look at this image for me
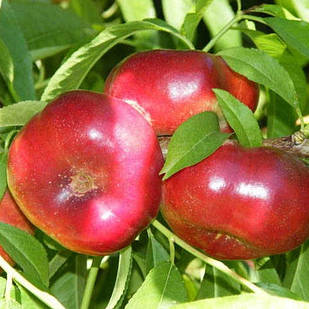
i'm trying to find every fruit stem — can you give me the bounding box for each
[152,220,267,295]
[80,256,103,309]
[0,255,65,309]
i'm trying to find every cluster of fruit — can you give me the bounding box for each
[3,50,309,263]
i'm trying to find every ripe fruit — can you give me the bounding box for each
[162,142,309,260]
[104,50,259,135]
[0,190,34,265]
[7,91,163,255]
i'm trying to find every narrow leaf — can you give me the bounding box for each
[171,294,309,309]
[117,0,156,21]
[146,233,169,273]
[218,47,298,109]
[254,258,281,285]
[49,251,72,280]
[17,284,47,309]
[197,265,240,299]
[117,0,158,48]
[0,0,35,100]
[265,17,309,59]
[255,283,301,300]
[0,38,14,85]
[283,240,309,301]
[267,91,296,138]
[41,19,193,102]
[126,262,187,309]
[0,223,49,289]
[162,0,193,30]
[181,0,213,41]
[11,0,94,61]
[106,246,132,309]
[280,0,309,22]
[214,89,262,148]
[0,101,47,128]
[161,112,230,180]
[50,254,87,309]
[240,30,286,59]
[253,4,291,18]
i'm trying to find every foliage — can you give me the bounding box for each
[0,0,309,308]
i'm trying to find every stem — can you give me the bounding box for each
[0,255,65,309]
[4,130,18,152]
[81,256,102,309]
[102,2,118,19]
[5,272,12,301]
[8,83,20,103]
[236,0,242,12]
[169,237,175,265]
[159,134,309,159]
[203,13,242,52]
[241,14,268,25]
[296,107,305,132]
[152,220,266,295]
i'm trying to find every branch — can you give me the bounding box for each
[158,131,309,160]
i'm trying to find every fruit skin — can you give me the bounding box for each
[162,142,309,260]
[104,50,259,135]
[7,90,163,256]
[0,190,34,265]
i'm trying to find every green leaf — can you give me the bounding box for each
[49,251,72,280]
[254,258,281,285]
[218,47,298,109]
[0,38,14,86]
[0,101,47,128]
[267,91,296,138]
[70,0,103,25]
[17,284,47,309]
[280,53,307,112]
[255,282,301,300]
[0,154,7,200]
[41,19,193,102]
[197,265,240,299]
[283,240,309,301]
[162,0,193,30]
[0,277,21,302]
[146,233,169,273]
[265,17,309,60]
[240,30,287,59]
[203,0,241,51]
[0,223,49,289]
[11,0,94,61]
[0,299,22,309]
[117,0,156,21]
[171,294,309,309]
[0,0,35,100]
[161,112,230,180]
[106,246,132,309]
[253,4,292,18]
[50,254,87,309]
[117,0,159,49]
[126,262,187,309]
[181,0,214,41]
[214,89,262,148]
[277,0,309,21]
